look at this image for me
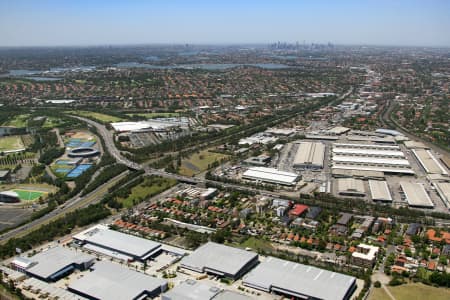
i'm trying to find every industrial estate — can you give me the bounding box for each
[0,16,450,300]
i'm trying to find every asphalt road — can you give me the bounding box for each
[0,171,128,243]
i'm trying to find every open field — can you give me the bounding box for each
[390,283,450,300]
[126,112,180,118]
[67,111,124,122]
[118,176,177,208]
[0,136,25,152]
[2,114,30,127]
[368,283,450,300]
[179,149,229,177]
[238,237,274,253]
[368,287,391,300]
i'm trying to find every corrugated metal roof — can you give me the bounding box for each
[400,182,434,208]
[69,261,166,300]
[73,224,161,259]
[369,180,392,201]
[26,247,94,279]
[180,242,258,278]
[243,256,356,300]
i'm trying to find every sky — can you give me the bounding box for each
[1,0,450,47]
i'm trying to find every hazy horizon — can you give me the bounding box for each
[1,0,450,47]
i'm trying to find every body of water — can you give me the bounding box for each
[115,62,291,70]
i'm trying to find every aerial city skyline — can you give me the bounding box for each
[1,0,450,47]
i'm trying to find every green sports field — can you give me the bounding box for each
[12,189,45,201]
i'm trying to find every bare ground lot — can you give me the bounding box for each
[0,206,33,231]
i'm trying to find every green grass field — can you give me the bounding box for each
[179,149,229,177]
[0,136,25,152]
[118,176,177,208]
[239,237,274,253]
[390,283,450,300]
[126,112,180,119]
[2,114,30,127]
[12,189,45,201]
[68,111,124,122]
[369,283,450,300]
[368,287,391,300]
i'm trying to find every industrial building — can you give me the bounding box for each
[242,256,357,300]
[336,178,366,197]
[161,279,251,300]
[331,164,414,175]
[0,190,20,203]
[433,182,450,209]
[24,247,95,282]
[368,180,392,202]
[73,224,162,261]
[293,142,325,169]
[68,261,167,300]
[327,126,351,135]
[412,149,448,175]
[242,167,299,186]
[332,168,384,180]
[331,142,414,175]
[111,118,189,133]
[161,280,221,300]
[400,182,434,208]
[179,242,258,280]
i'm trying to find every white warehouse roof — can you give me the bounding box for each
[332,155,410,166]
[332,164,415,175]
[69,261,167,300]
[73,224,161,260]
[243,167,299,186]
[332,148,405,158]
[242,256,356,300]
[333,143,400,150]
[180,242,258,279]
[433,182,450,209]
[293,142,325,168]
[400,182,434,208]
[412,149,448,175]
[26,247,94,280]
[369,180,392,202]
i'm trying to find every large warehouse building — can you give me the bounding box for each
[331,143,414,175]
[336,178,366,197]
[73,224,162,262]
[179,242,259,280]
[242,167,299,186]
[433,182,450,209]
[412,149,448,175]
[293,142,325,169]
[161,279,251,300]
[68,261,167,299]
[368,180,392,202]
[400,182,434,208]
[242,256,357,300]
[25,247,95,282]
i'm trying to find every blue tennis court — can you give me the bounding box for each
[56,159,72,165]
[55,168,72,174]
[66,164,93,178]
